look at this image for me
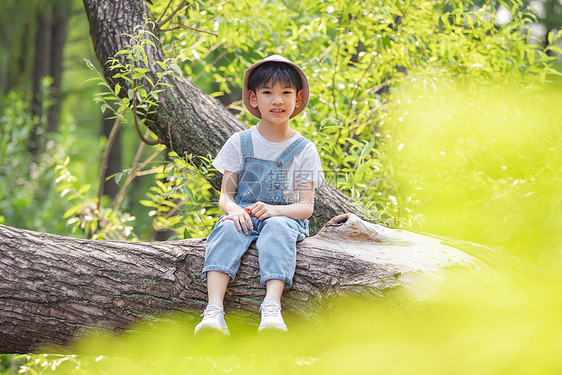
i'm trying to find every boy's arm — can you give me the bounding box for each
[219,170,254,235]
[246,182,315,221]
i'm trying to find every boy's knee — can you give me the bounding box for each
[262,216,295,231]
[214,218,253,237]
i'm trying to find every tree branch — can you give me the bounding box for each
[97,110,123,206]
[159,23,218,36]
[154,0,174,26]
[156,0,189,30]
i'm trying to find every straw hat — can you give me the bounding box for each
[242,55,310,119]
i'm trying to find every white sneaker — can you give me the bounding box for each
[194,303,230,335]
[258,299,287,332]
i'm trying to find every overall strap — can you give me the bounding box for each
[276,136,308,165]
[239,129,254,158]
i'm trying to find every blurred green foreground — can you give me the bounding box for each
[3,82,562,375]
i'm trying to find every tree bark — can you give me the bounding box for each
[81,0,363,231]
[0,214,477,353]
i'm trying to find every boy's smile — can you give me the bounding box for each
[248,82,303,127]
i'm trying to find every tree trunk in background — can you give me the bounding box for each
[12,18,33,94]
[82,0,363,232]
[28,1,70,156]
[0,214,478,353]
[0,1,34,97]
[28,9,52,156]
[46,1,70,134]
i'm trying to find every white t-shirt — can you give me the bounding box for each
[212,126,325,204]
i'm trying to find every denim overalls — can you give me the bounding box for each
[203,130,310,287]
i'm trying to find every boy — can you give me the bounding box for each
[195,55,324,334]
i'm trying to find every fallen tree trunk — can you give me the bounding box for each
[0,214,477,353]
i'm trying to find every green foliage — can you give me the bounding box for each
[64,0,561,240]
[0,88,74,234]
[151,0,559,228]
[54,156,136,240]
[64,0,561,239]
[140,152,221,239]
[58,22,182,240]
[74,21,225,240]
[384,80,562,263]
[85,22,178,129]
[0,353,80,374]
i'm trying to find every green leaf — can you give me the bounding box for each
[60,188,72,198]
[84,59,95,70]
[78,184,91,195]
[63,205,82,219]
[113,172,124,185]
[140,200,159,208]
[133,71,146,80]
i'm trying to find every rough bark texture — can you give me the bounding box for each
[81,0,363,231]
[0,214,477,353]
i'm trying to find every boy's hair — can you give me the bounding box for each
[247,62,303,92]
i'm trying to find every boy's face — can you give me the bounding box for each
[248,81,303,125]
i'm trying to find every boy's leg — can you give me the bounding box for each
[196,217,258,335]
[194,271,230,334]
[255,216,303,287]
[202,216,258,283]
[256,216,305,332]
[264,279,285,303]
[207,271,230,308]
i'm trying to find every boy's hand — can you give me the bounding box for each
[245,202,280,221]
[222,206,253,235]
